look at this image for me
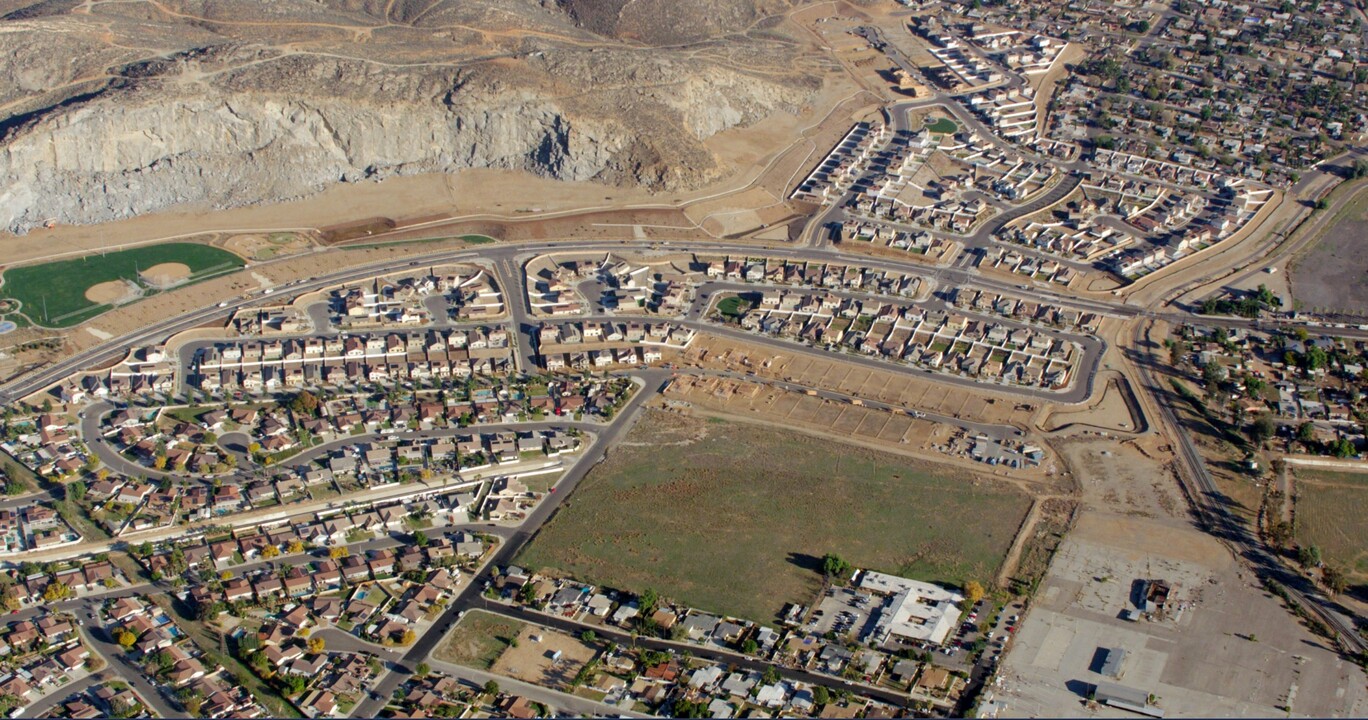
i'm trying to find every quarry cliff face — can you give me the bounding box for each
[0,0,821,234]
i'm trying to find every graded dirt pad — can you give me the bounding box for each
[490,626,597,691]
[1000,426,1368,718]
[682,334,1040,427]
[518,409,1031,624]
[140,262,192,288]
[1289,184,1368,316]
[997,507,1368,719]
[83,280,139,305]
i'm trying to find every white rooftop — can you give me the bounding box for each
[860,570,964,646]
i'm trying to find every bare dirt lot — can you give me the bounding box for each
[680,334,1044,428]
[1288,185,1368,316]
[490,625,598,691]
[995,437,1368,718]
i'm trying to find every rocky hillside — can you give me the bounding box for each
[0,0,822,234]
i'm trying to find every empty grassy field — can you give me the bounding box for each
[518,410,1031,623]
[0,242,244,327]
[434,610,527,669]
[1293,468,1368,582]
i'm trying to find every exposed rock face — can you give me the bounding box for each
[0,0,821,234]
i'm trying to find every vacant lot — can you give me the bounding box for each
[1290,185,1368,316]
[1293,467,1368,583]
[1,242,244,327]
[519,410,1031,623]
[434,611,527,669]
[491,625,597,690]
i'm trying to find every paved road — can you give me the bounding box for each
[19,673,102,718]
[350,372,665,717]
[479,602,916,709]
[1130,319,1367,656]
[424,657,653,718]
[76,601,184,718]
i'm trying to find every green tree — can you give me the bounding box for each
[821,554,852,581]
[414,531,429,547]
[1298,544,1323,568]
[416,662,431,677]
[762,666,781,686]
[289,390,321,417]
[813,685,832,706]
[1245,415,1276,447]
[483,680,500,696]
[1323,565,1350,595]
[639,587,659,613]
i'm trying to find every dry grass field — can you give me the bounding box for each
[433,611,527,670]
[1293,468,1368,585]
[518,409,1031,623]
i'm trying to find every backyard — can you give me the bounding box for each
[0,242,244,327]
[518,410,1031,623]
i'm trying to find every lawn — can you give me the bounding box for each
[1,242,244,327]
[1293,468,1368,582]
[434,610,527,669]
[926,117,958,134]
[518,410,1031,623]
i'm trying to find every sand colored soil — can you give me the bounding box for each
[84,280,139,305]
[140,262,192,288]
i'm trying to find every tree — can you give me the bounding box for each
[1202,361,1227,387]
[1323,565,1350,595]
[289,390,321,417]
[1298,544,1323,568]
[580,630,597,644]
[116,629,138,649]
[308,636,325,654]
[762,665,780,685]
[483,680,500,696]
[821,554,852,582]
[329,546,350,559]
[42,582,70,602]
[400,629,416,645]
[813,685,832,707]
[261,545,280,559]
[742,638,759,655]
[1266,520,1293,548]
[1297,421,1316,445]
[286,539,305,554]
[281,674,307,696]
[1330,438,1358,458]
[66,481,85,502]
[416,662,431,677]
[1245,415,1276,447]
[963,580,985,605]
[639,587,659,613]
[414,531,429,547]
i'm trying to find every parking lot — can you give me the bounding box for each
[811,586,878,639]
